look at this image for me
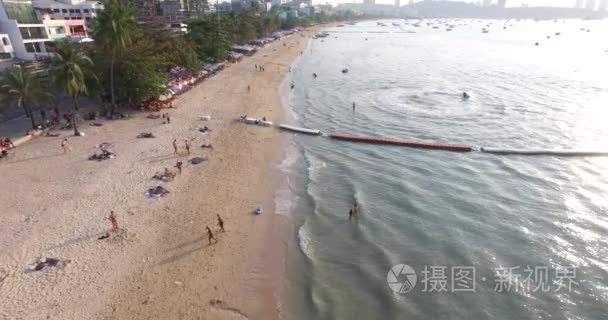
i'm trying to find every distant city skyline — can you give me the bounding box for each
[316,0,583,8]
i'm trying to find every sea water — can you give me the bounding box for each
[278,19,608,320]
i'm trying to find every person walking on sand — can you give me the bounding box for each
[109,210,119,232]
[61,138,70,153]
[184,139,191,154]
[217,214,224,232]
[206,226,217,244]
[175,160,183,174]
[172,139,178,154]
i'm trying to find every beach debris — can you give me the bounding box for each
[137,132,155,138]
[198,115,211,121]
[26,257,70,272]
[190,157,207,165]
[153,168,176,181]
[147,186,170,198]
[89,149,116,161]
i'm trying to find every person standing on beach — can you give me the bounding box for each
[247,85,250,92]
[184,139,190,154]
[217,214,224,232]
[175,160,183,174]
[172,139,178,154]
[61,138,70,153]
[349,209,354,220]
[109,210,119,232]
[255,64,257,71]
[206,226,217,244]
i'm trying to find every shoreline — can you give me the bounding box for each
[0,27,321,320]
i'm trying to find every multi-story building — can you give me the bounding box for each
[0,0,94,62]
[159,0,182,16]
[215,1,231,12]
[0,0,52,60]
[32,0,103,23]
[270,0,286,7]
[0,32,14,62]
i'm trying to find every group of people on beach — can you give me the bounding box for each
[254,64,265,72]
[172,138,191,155]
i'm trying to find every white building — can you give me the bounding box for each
[0,0,97,63]
[0,0,52,60]
[271,0,286,6]
[0,32,14,62]
[32,0,103,23]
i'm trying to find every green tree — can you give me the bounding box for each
[51,42,95,136]
[0,66,50,129]
[92,0,139,113]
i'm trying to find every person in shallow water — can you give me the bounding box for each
[462,92,470,100]
[352,102,356,111]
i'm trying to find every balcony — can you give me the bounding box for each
[20,27,49,41]
[4,2,41,24]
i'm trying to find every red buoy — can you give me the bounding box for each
[328,133,472,152]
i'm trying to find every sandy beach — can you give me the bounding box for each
[0,27,316,320]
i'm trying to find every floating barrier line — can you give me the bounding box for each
[279,124,322,136]
[328,133,473,152]
[480,147,608,157]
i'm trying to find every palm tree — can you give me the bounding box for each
[0,65,50,129]
[51,42,95,136]
[92,0,138,114]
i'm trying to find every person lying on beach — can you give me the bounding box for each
[201,144,213,149]
[199,126,211,133]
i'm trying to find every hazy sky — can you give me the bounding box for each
[318,0,578,7]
